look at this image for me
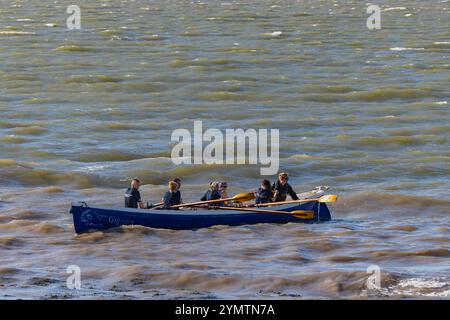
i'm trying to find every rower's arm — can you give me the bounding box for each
[138,201,146,209]
[288,186,299,200]
[272,190,279,201]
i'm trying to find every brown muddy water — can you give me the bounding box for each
[0,0,449,299]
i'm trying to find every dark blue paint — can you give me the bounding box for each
[70,201,332,233]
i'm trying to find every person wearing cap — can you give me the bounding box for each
[125,178,147,209]
[162,181,182,209]
[272,172,299,202]
[200,181,222,206]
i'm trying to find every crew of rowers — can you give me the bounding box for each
[125,172,299,210]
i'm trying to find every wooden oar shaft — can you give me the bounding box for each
[148,202,164,209]
[171,198,226,208]
[254,195,337,207]
[254,199,315,207]
[171,192,255,209]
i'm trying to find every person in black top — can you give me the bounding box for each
[201,181,222,206]
[125,178,146,209]
[272,172,299,202]
[172,177,182,205]
[162,181,181,209]
[255,179,273,204]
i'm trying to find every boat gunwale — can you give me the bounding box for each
[70,201,308,217]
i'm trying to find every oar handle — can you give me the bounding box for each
[150,202,164,208]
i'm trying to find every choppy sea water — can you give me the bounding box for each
[0,0,449,299]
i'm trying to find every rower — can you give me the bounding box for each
[162,181,182,209]
[219,181,230,205]
[255,179,273,204]
[125,178,146,209]
[172,177,182,204]
[272,172,299,202]
[201,181,222,206]
[173,177,181,190]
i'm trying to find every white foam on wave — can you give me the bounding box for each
[264,31,283,37]
[383,7,407,12]
[397,278,446,289]
[392,278,450,297]
[82,165,107,172]
[390,47,425,51]
[382,277,450,298]
[0,31,36,35]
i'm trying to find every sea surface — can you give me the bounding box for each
[0,0,449,299]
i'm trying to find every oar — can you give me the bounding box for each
[216,206,315,219]
[171,192,256,209]
[254,194,338,207]
[147,201,163,209]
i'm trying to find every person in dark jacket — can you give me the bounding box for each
[125,178,146,209]
[162,181,181,209]
[272,172,299,202]
[255,179,273,204]
[201,181,222,206]
[172,177,182,204]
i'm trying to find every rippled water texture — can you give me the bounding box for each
[0,0,449,299]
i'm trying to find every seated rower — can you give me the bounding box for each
[162,181,182,209]
[201,181,222,206]
[125,178,147,209]
[219,181,230,206]
[272,172,299,202]
[255,179,273,204]
[172,177,182,204]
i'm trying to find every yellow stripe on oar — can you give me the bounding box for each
[231,192,255,202]
[291,210,315,219]
[318,194,337,203]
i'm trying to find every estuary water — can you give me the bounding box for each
[0,0,449,299]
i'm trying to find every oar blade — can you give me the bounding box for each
[232,192,256,202]
[291,210,315,219]
[318,194,337,203]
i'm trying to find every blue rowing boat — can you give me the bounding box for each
[69,201,332,233]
